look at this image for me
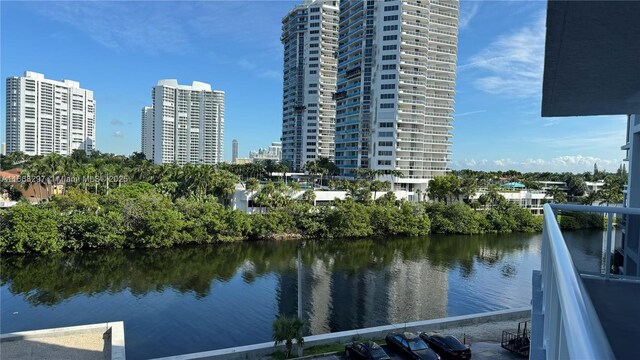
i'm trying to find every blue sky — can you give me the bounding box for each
[0,0,627,172]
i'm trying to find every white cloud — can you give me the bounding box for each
[34,2,192,54]
[113,130,125,138]
[528,125,626,153]
[461,11,545,98]
[523,158,546,166]
[459,1,481,30]
[493,158,515,167]
[452,155,623,173]
[32,1,282,56]
[259,69,281,80]
[236,59,280,80]
[455,110,486,117]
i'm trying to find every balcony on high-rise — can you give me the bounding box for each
[531,1,640,359]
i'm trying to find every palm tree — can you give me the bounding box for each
[41,153,66,199]
[272,315,304,358]
[580,191,600,205]
[461,178,478,202]
[255,181,276,213]
[302,189,316,205]
[317,157,339,180]
[546,186,567,204]
[21,159,46,202]
[304,161,320,189]
[380,169,405,183]
[485,185,505,207]
[370,180,389,201]
[274,162,290,183]
[288,181,301,196]
[596,176,623,206]
[1,151,28,170]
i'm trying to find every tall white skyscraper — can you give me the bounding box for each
[232,139,239,164]
[281,0,339,171]
[5,71,96,156]
[335,0,458,191]
[141,106,154,161]
[142,79,225,165]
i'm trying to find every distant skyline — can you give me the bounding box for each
[0,0,627,172]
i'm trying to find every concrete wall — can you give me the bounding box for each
[152,307,531,360]
[0,321,126,360]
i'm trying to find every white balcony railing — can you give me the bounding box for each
[535,203,632,360]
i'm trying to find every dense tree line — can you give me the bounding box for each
[0,152,610,254]
[445,168,626,205]
[0,178,553,255]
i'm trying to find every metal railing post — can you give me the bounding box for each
[605,213,613,280]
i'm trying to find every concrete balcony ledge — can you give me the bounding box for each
[152,308,530,360]
[0,321,126,360]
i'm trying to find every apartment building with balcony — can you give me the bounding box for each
[5,71,96,156]
[334,0,458,191]
[531,2,640,359]
[141,106,154,161]
[142,80,224,165]
[281,0,340,172]
[232,139,239,164]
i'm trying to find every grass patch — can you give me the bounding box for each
[270,338,388,359]
[303,343,345,356]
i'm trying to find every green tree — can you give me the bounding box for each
[375,191,397,206]
[245,178,260,210]
[428,175,462,204]
[580,191,600,205]
[598,176,623,206]
[175,197,228,243]
[326,199,373,238]
[460,177,478,201]
[272,315,305,358]
[119,191,185,247]
[0,204,62,254]
[61,211,126,250]
[566,175,587,197]
[546,186,567,204]
[0,151,28,170]
[302,189,316,205]
[50,188,100,213]
[370,180,390,200]
[288,181,301,195]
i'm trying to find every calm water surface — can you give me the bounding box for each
[0,231,605,359]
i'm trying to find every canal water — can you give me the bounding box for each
[0,231,605,359]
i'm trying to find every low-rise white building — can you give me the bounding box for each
[231,186,413,213]
[469,189,549,215]
[537,181,569,193]
[585,180,605,194]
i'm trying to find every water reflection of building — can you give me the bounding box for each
[386,258,448,324]
[277,253,448,335]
